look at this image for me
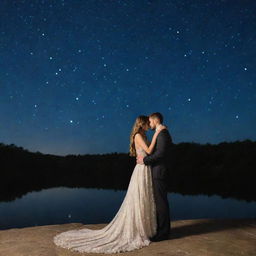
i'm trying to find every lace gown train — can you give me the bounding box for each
[53,148,157,253]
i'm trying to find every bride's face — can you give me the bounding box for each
[142,122,149,131]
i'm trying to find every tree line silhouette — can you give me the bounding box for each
[0,140,255,202]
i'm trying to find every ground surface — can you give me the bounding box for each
[0,219,255,256]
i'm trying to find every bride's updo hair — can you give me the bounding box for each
[129,115,149,157]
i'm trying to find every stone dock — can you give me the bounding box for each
[0,219,255,256]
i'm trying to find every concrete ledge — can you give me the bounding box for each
[0,219,255,256]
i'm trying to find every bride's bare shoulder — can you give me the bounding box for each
[134,133,142,139]
[134,133,145,143]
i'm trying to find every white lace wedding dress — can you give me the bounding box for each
[53,148,157,253]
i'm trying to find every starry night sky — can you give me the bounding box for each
[1,0,255,156]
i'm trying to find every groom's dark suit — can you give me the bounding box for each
[143,128,173,240]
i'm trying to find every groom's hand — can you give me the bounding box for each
[136,155,144,165]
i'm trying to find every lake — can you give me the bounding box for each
[0,187,256,230]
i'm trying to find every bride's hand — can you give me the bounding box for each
[156,125,167,134]
[160,125,167,130]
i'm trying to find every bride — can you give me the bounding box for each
[53,115,166,253]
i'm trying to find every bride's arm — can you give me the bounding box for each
[135,127,165,154]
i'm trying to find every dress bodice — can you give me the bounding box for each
[136,147,147,157]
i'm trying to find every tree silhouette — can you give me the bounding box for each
[0,140,255,202]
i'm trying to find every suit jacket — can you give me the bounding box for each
[143,129,173,179]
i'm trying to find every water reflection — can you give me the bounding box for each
[0,187,255,230]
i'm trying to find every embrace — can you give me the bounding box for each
[54,112,173,253]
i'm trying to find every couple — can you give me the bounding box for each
[53,112,173,253]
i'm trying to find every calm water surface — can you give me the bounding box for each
[0,187,256,230]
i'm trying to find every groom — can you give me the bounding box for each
[137,112,173,242]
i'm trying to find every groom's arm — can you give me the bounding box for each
[143,132,168,165]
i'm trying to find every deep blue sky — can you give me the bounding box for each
[1,0,255,156]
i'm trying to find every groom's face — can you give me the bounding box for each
[149,117,156,130]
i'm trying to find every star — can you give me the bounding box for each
[0,0,255,156]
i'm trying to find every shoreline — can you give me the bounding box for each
[0,218,255,256]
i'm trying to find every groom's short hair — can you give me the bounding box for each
[149,112,163,124]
